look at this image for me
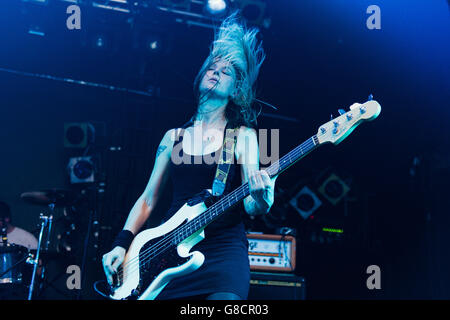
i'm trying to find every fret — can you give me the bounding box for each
[280,158,286,170]
[206,209,212,222]
[195,218,200,229]
[267,163,277,177]
[175,136,319,245]
[312,135,319,145]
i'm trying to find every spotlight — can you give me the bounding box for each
[133,28,166,54]
[145,35,162,52]
[96,37,105,48]
[22,0,48,36]
[317,173,350,206]
[237,0,266,25]
[93,34,108,49]
[67,156,95,184]
[205,0,228,16]
[28,25,45,37]
[289,186,322,220]
[64,123,95,148]
[149,40,158,50]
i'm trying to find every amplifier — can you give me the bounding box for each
[248,272,306,300]
[247,233,296,272]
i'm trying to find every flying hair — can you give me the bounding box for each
[194,11,266,127]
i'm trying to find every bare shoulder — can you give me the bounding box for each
[160,128,185,147]
[236,126,259,165]
[236,125,257,142]
[155,129,178,159]
[236,126,258,151]
[162,128,177,143]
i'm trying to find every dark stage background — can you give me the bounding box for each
[0,0,449,300]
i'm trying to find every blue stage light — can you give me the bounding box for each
[144,34,162,52]
[96,37,105,48]
[205,0,227,16]
[149,41,158,50]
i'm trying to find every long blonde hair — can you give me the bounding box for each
[194,12,265,127]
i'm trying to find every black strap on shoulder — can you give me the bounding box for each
[212,127,239,196]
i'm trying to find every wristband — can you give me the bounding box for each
[112,230,134,251]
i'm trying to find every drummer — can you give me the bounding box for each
[0,201,38,250]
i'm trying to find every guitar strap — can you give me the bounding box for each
[212,127,239,197]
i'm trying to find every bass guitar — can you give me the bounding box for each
[109,99,381,300]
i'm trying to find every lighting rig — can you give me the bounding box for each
[20,0,270,30]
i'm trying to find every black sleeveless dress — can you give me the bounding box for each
[156,126,250,300]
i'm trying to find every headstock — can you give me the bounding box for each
[316,100,381,145]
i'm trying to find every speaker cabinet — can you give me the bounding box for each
[248,272,306,300]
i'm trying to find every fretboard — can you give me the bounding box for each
[174,135,319,243]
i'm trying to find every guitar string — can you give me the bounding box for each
[116,137,317,280]
[116,140,318,283]
[115,137,317,280]
[116,182,251,279]
[116,113,367,277]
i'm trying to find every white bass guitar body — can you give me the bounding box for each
[108,99,382,300]
[110,199,208,300]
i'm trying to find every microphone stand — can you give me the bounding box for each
[39,204,54,288]
[27,214,52,300]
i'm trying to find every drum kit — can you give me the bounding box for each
[0,189,71,300]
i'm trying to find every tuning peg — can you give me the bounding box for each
[332,121,339,134]
[330,114,334,120]
[338,109,345,115]
[368,94,373,101]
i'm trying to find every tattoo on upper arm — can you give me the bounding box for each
[144,194,152,207]
[156,145,167,158]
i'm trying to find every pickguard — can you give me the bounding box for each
[137,236,190,296]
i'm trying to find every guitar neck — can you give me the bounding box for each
[183,135,320,236]
[179,98,382,240]
[266,135,319,178]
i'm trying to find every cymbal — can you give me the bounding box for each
[20,189,72,207]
